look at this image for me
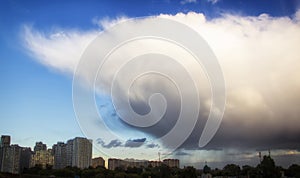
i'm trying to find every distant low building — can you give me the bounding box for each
[92,157,105,168]
[108,158,181,170]
[163,159,180,168]
[148,161,162,167]
[108,158,125,170]
[108,158,148,170]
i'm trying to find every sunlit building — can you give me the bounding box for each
[67,137,92,169]
[31,149,54,168]
[92,157,105,168]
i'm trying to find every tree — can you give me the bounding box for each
[286,164,300,178]
[257,155,280,178]
[223,164,240,176]
[203,165,211,174]
[180,166,197,178]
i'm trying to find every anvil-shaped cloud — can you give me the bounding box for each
[23,11,300,151]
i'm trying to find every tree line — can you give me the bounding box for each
[0,155,299,178]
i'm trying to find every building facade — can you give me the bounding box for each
[34,142,47,152]
[70,137,92,169]
[0,144,22,174]
[163,159,180,168]
[30,149,54,168]
[0,135,10,147]
[51,137,92,169]
[92,157,105,168]
[148,161,162,167]
[108,158,150,170]
[52,142,67,169]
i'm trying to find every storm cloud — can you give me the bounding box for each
[23,10,300,152]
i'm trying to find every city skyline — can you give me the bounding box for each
[0,135,93,174]
[1,0,300,169]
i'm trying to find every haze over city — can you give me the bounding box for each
[0,0,300,170]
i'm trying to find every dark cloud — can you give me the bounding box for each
[118,77,300,151]
[125,138,146,148]
[146,143,160,149]
[97,138,158,149]
[97,138,122,148]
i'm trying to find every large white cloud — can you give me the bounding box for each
[23,11,300,151]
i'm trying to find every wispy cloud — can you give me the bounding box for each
[92,16,128,29]
[175,150,191,156]
[180,0,197,5]
[22,25,98,74]
[207,0,220,4]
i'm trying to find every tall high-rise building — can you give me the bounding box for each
[52,142,67,169]
[0,136,33,174]
[69,137,92,169]
[0,144,22,174]
[20,147,33,172]
[66,139,73,167]
[52,137,92,169]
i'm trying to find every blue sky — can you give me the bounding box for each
[1,0,300,168]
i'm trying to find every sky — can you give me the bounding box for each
[1,0,300,169]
